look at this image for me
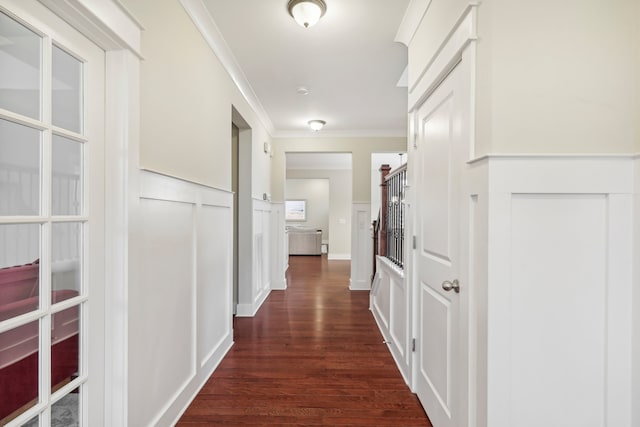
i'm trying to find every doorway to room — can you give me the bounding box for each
[231,108,252,317]
[284,153,353,262]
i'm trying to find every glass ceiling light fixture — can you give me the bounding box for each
[287,0,327,28]
[308,120,326,131]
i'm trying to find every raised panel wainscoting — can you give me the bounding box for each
[350,203,373,290]
[128,171,234,426]
[467,155,634,427]
[236,199,272,317]
[370,256,411,384]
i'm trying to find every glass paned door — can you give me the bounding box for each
[0,1,105,426]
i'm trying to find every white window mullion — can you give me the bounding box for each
[39,33,53,425]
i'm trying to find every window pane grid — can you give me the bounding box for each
[0,11,89,427]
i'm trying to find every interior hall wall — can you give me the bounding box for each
[121,0,271,197]
[287,170,352,258]
[473,0,636,155]
[271,137,407,203]
[285,179,330,242]
[118,0,272,424]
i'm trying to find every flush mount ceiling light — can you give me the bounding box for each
[308,120,326,131]
[287,0,327,28]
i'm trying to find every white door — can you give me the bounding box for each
[413,61,468,427]
[0,1,105,425]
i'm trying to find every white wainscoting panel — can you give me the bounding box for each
[129,198,195,427]
[270,202,287,290]
[350,203,372,290]
[128,171,234,427]
[197,204,232,367]
[468,156,634,427]
[389,272,408,360]
[370,256,410,384]
[510,194,607,426]
[634,157,640,427]
[236,199,272,316]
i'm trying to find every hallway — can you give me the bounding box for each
[178,256,431,426]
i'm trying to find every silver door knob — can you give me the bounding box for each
[442,279,460,293]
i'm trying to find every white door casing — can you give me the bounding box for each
[412,55,471,427]
[0,0,105,425]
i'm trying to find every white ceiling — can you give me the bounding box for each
[201,0,410,137]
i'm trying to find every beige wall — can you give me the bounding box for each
[285,179,330,242]
[411,0,638,155]
[121,0,271,195]
[272,137,407,203]
[287,169,353,257]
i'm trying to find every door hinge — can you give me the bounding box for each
[412,236,417,250]
[412,338,416,352]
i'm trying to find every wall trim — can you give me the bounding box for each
[408,3,477,111]
[39,0,142,56]
[179,0,275,136]
[469,155,635,427]
[370,256,409,384]
[139,169,234,205]
[394,0,432,47]
[236,288,271,317]
[329,253,351,260]
[168,335,233,426]
[468,153,639,165]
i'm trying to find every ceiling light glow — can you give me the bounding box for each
[308,120,326,131]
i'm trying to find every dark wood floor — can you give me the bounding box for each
[178,255,431,426]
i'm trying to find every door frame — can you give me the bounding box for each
[36,1,142,425]
[406,6,477,427]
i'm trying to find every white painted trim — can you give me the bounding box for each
[236,287,271,317]
[348,279,370,290]
[179,0,275,136]
[394,0,432,47]
[408,4,477,111]
[168,335,233,426]
[139,169,233,206]
[468,155,636,427]
[469,153,639,164]
[103,49,138,427]
[474,155,635,194]
[349,202,372,290]
[39,0,142,56]
[370,256,410,384]
[329,253,351,260]
[633,157,640,427]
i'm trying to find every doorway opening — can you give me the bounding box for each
[284,153,352,263]
[231,108,251,319]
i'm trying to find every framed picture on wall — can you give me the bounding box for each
[285,199,306,221]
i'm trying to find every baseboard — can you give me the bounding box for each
[271,278,287,290]
[168,334,234,426]
[236,288,271,317]
[349,278,371,291]
[370,306,410,387]
[328,253,351,260]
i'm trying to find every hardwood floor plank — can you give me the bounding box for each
[178,255,431,426]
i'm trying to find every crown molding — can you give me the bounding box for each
[394,0,432,47]
[179,0,275,136]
